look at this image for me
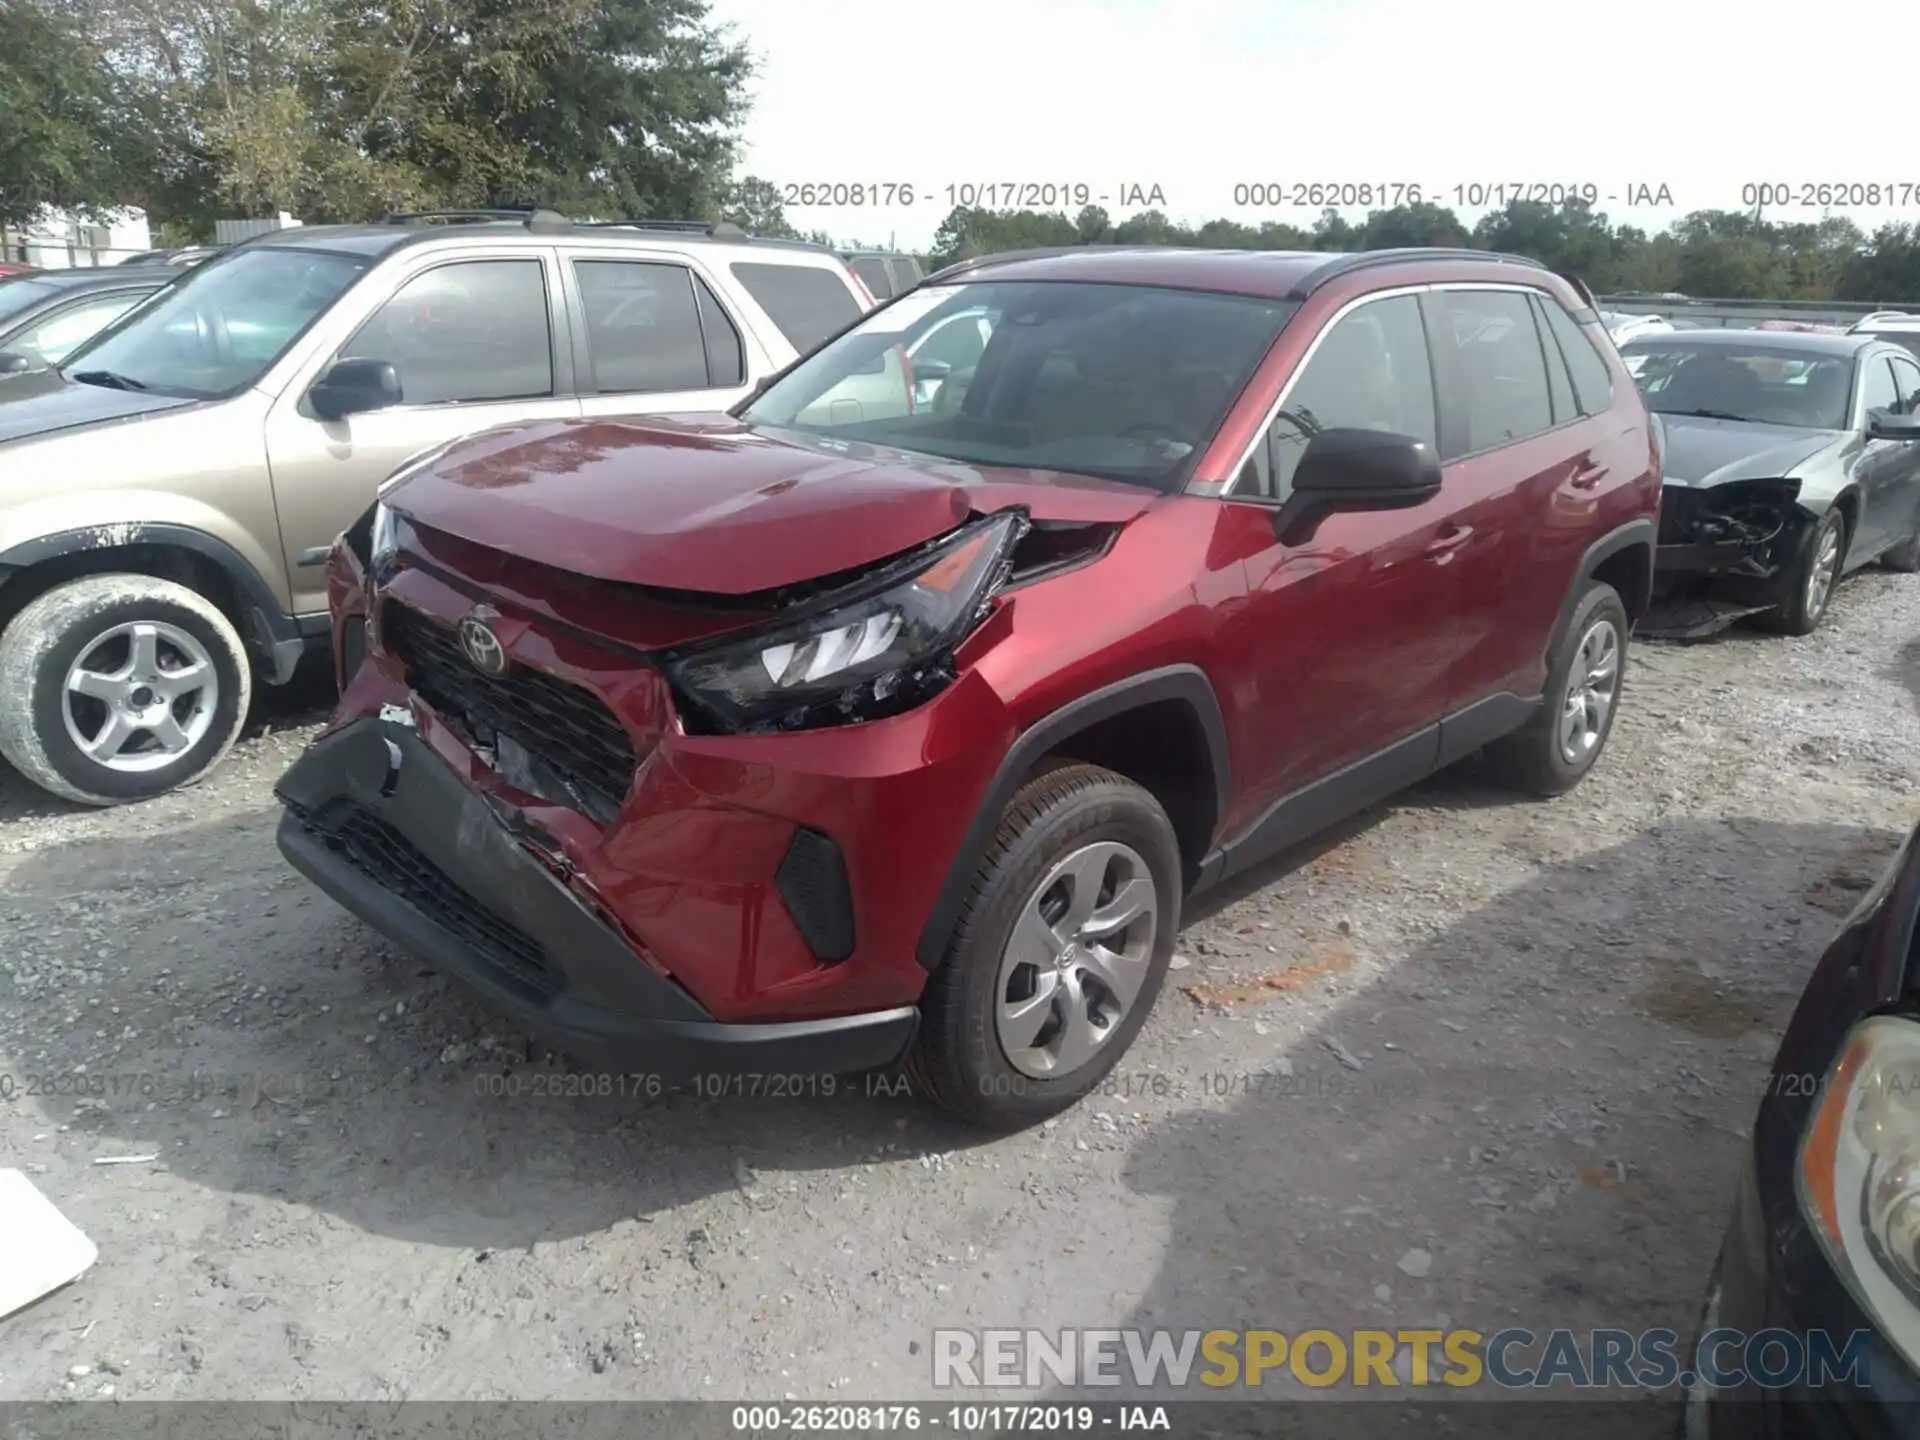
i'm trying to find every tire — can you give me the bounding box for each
[1762,507,1847,635]
[907,763,1181,1131]
[1484,581,1630,798]
[0,574,251,806]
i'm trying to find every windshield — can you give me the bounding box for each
[1621,341,1854,430]
[59,246,367,399]
[741,280,1298,491]
[0,279,56,325]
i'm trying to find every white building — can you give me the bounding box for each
[2,208,153,268]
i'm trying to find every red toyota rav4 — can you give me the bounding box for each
[277,246,1660,1129]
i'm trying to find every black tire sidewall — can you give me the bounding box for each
[1782,509,1847,631]
[29,593,246,802]
[936,781,1181,1127]
[1538,583,1630,788]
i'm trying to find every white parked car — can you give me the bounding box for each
[1849,311,1920,363]
[1599,310,1675,345]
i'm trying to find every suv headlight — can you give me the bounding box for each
[1799,1014,1920,1367]
[664,510,1025,733]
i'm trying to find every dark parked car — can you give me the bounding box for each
[1685,820,1920,1436]
[1621,330,1920,637]
[278,245,1660,1129]
[0,265,182,373]
[841,249,924,301]
[115,245,223,268]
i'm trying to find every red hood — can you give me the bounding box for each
[385,415,1158,593]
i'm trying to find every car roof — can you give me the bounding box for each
[921,246,1557,300]
[1619,327,1876,359]
[242,214,849,263]
[5,265,183,293]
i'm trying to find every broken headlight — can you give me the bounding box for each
[1798,1014,1920,1370]
[665,511,1024,734]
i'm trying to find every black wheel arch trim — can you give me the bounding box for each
[913,663,1230,970]
[0,523,306,684]
[1551,517,1654,655]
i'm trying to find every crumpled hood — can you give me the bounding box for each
[1656,412,1846,489]
[0,368,198,448]
[385,414,1160,592]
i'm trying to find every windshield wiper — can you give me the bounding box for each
[69,369,150,392]
[1663,407,1752,423]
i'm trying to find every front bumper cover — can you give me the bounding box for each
[275,716,918,1076]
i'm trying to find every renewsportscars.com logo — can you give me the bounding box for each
[931,1327,1874,1391]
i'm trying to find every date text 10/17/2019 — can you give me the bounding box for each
[776,182,1167,210]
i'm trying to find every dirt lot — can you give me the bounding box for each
[1,571,1918,1409]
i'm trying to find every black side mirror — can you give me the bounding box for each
[310,357,402,421]
[1869,408,1920,441]
[1272,428,1443,542]
[0,351,38,377]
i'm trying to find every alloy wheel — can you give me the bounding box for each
[1557,617,1621,766]
[994,841,1159,1079]
[61,620,218,772]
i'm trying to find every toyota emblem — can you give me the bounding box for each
[456,610,509,676]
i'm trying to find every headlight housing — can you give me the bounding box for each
[664,510,1025,734]
[1798,1014,1920,1367]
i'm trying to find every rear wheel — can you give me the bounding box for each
[0,574,251,805]
[907,763,1180,1130]
[1485,581,1629,797]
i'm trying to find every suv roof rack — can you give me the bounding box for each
[383,207,573,233]
[576,218,750,238]
[1289,247,1550,299]
[926,246,1150,283]
[1853,310,1919,329]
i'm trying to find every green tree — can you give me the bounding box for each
[0,0,143,230]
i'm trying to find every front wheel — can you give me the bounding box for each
[907,763,1180,1130]
[1763,507,1847,635]
[0,573,252,805]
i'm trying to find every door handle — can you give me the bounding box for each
[1422,524,1474,561]
[1569,461,1606,490]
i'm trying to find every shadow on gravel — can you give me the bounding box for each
[1104,815,1900,1411]
[1886,632,1920,715]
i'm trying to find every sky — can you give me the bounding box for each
[705,0,1916,251]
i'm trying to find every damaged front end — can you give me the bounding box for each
[1647,478,1812,639]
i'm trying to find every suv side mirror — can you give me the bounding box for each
[1869,408,1920,441]
[1273,428,1443,542]
[310,358,402,421]
[1291,428,1443,507]
[0,350,38,377]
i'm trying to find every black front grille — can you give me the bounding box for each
[301,802,559,999]
[385,605,639,819]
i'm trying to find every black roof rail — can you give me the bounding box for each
[1288,247,1551,299]
[926,245,1128,282]
[576,218,750,238]
[382,208,572,232]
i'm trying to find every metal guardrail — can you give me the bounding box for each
[1597,294,1920,328]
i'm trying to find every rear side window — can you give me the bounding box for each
[1238,293,1438,503]
[731,262,861,353]
[849,257,894,300]
[1538,297,1615,416]
[574,260,708,393]
[887,256,923,294]
[1528,296,1577,425]
[1430,289,1555,458]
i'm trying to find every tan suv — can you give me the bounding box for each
[0,210,873,805]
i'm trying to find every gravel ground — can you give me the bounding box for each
[1,571,1918,1412]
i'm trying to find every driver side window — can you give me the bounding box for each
[1237,294,1438,503]
[1863,357,1901,421]
[337,259,553,407]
